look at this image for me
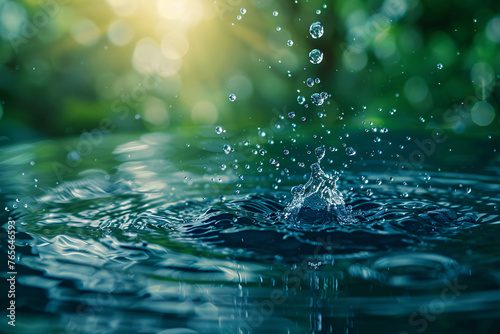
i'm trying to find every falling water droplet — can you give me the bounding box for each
[229,93,236,102]
[309,49,323,64]
[345,147,356,156]
[309,21,324,39]
[311,93,324,106]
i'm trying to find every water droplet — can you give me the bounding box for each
[287,40,294,47]
[315,146,325,161]
[276,26,281,31]
[258,129,266,137]
[237,15,242,20]
[273,10,278,16]
[288,111,296,118]
[437,63,443,70]
[30,161,35,166]
[309,49,323,64]
[223,144,231,154]
[306,78,315,87]
[240,8,246,15]
[316,9,321,15]
[366,189,373,196]
[380,128,388,133]
[315,78,320,84]
[309,21,324,39]
[297,96,306,105]
[345,147,356,156]
[229,93,236,102]
[466,187,472,194]
[311,93,324,106]
[283,149,289,155]
[215,126,223,134]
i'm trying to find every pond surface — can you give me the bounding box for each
[1,129,500,334]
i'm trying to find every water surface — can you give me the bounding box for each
[1,130,500,334]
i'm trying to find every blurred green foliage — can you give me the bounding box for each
[0,0,499,142]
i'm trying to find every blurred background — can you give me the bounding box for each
[0,0,499,143]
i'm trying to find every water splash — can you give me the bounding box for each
[281,146,357,224]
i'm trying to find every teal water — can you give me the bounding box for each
[1,129,500,334]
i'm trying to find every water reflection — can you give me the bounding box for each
[1,132,500,334]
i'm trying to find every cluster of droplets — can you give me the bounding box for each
[297,21,328,107]
[306,77,320,87]
[310,91,330,106]
[236,7,246,20]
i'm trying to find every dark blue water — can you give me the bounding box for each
[1,130,500,333]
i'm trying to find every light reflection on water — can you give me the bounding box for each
[1,131,500,334]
